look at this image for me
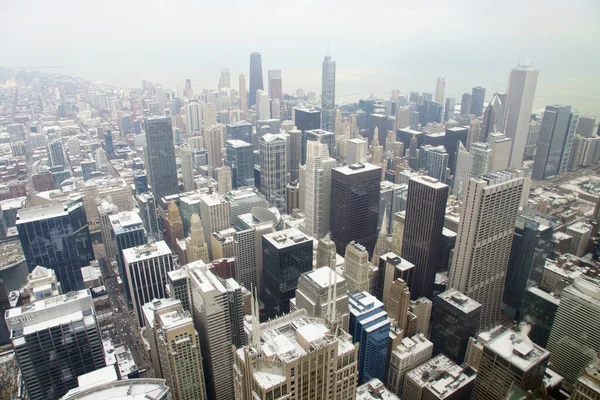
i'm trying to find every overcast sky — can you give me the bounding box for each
[1,0,599,115]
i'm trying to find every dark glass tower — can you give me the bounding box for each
[17,202,94,293]
[329,163,381,256]
[249,52,263,108]
[401,175,448,299]
[293,107,321,132]
[144,116,178,204]
[470,86,486,117]
[226,139,255,188]
[321,56,336,131]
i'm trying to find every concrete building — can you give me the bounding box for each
[225,188,269,224]
[199,193,231,258]
[109,211,146,299]
[570,358,600,400]
[180,147,195,192]
[347,138,367,165]
[566,221,593,257]
[25,265,62,301]
[186,213,209,264]
[344,241,371,293]
[448,171,525,331]
[259,133,289,212]
[145,117,179,202]
[487,132,512,172]
[387,334,434,396]
[357,378,400,400]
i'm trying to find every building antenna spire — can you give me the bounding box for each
[327,41,330,57]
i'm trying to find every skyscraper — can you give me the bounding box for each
[186,212,209,264]
[470,86,486,117]
[180,147,195,192]
[348,291,390,384]
[468,142,492,177]
[186,101,203,133]
[199,193,231,258]
[248,52,263,108]
[256,89,271,120]
[418,145,448,183]
[299,140,336,239]
[204,124,223,168]
[386,334,434,396]
[460,93,472,116]
[344,241,371,293]
[502,65,539,168]
[226,139,254,189]
[532,105,579,180]
[293,107,321,131]
[330,163,381,255]
[434,76,445,106]
[487,132,512,171]
[444,98,456,122]
[145,116,179,202]
[268,69,282,100]
[576,114,596,137]
[321,55,336,131]
[239,74,247,111]
[259,133,289,211]
[17,202,94,293]
[123,241,175,326]
[6,290,105,400]
[448,171,525,331]
[47,139,67,168]
[481,93,504,141]
[401,176,448,299]
[262,228,313,318]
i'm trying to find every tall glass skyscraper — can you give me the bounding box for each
[144,116,178,203]
[249,52,263,108]
[226,139,255,188]
[470,86,486,117]
[321,55,336,131]
[17,202,94,293]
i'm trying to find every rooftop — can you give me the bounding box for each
[393,334,433,359]
[17,202,68,223]
[263,228,311,249]
[356,378,400,400]
[61,378,170,400]
[411,175,448,189]
[109,211,143,234]
[200,192,228,207]
[226,139,252,148]
[484,328,550,372]
[304,266,345,289]
[334,162,381,175]
[122,241,171,264]
[436,289,481,314]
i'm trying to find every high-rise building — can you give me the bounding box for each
[204,124,223,168]
[299,141,335,239]
[470,86,486,117]
[293,107,321,131]
[386,334,434,396]
[346,138,368,165]
[17,202,94,293]
[145,117,179,202]
[199,193,230,258]
[344,241,371,293]
[576,114,596,137]
[166,268,191,312]
[321,55,336,131]
[47,139,67,168]
[6,290,105,400]
[430,289,481,363]
[109,211,146,300]
[180,147,195,192]
[144,298,208,400]
[136,192,159,240]
[444,98,456,122]
[532,105,579,179]
[262,228,313,318]
[448,171,525,331]
[349,291,390,384]
[239,74,247,111]
[460,93,472,116]
[470,327,550,400]
[216,166,233,194]
[256,89,271,120]
[202,102,217,127]
[301,128,335,163]
[186,101,203,133]
[481,93,504,142]
[316,235,337,269]
[123,241,175,326]
[434,77,445,106]
[547,275,600,388]
[377,253,415,306]
[226,139,254,188]
[330,163,381,255]
[249,52,263,108]
[233,309,359,400]
[487,132,512,171]
[259,133,289,211]
[186,212,209,264]
[418,145,448,183]
[268,69,282,100]
[295,266,349,331]
[188,261,245,400]
[386,278,410,330]
[502,65,539,168]
[401,176,448,299]
[164,200,184,250]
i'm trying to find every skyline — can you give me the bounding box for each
[1,0,599,114]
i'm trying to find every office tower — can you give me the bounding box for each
[487,132,512,171]
[164,200,184,249]
[186,101,202,133]
[532,105,579,179]
[348,291,390,384]
[372,210,389,263]
[17,202,93,293]
[271,98,281,119]
[239,74,247,111]
[256,89,271,120]
[470,327,549,400]
[248,52,263,107]
[376,253,415,308]
[180,147,195,192]
[430,289,481,363]
[403,354,476,400]
[410,297,432,336]
[395,105,411,130]
[268,69,282,100]
[503,210,554,320]
[219,67,231,88]
[234,309,359,400]
[204,124,223,168]
[293,107,321,131]
[387,278,410,329]
[502,65,539,168]
[547,276,600,388]
[567,221,593,257]
[199,193,231,257]
[481,93,504,141]
[262,228,313,317]
[387,334,433,396]
[468,142,492,177]
[419,145,448,183]
[460,93,472,116]
[202,102,217,127]
[145,117,179,202]
[418,101,443,125]
[167,268,191,311]
[434,77,445,105]
[402,176,448,299]
[225,188,269,223]
[576,114,596,137]
[146,298,208,400]
[188,262,244,400]
[391,211,406,254]
[330,163,381,255]
[259,133,289,211]
[226,140,254,188]
[357,379,400,400]
[344,241,371,293]
[299,141,335,239]
[109,211,146,299]
[295,266,350,331]
[470,86,486,117]
[216,166,232,193]
[571,359,600,400]
[444,98,456,122]
[448,171,525,331]
[301,128,335,163]
[232,226,256,292]
[47,139,67,168]
[316,235,337,269]
[6,290,105,400]
[186,212,209,264]
[288,128,302,181]
[137,192,159,239]
[123,241,175,326]
[347,138,367,164]
[321,55,336,131]
[98,200,119,263]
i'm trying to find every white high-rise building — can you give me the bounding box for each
[186,101,203,133]
[435,77,445,105]
[344,241,371,292]
[448,170,525,332]
[204,124,223,168]
[487,132,512,172]
[199,193,231,258]
[216,166,233,194]
[468,142,492,177]
[386,334,434,397]
[257,89,271,120]
[395,106,411,131]
[502,65,539,168]
[299,141,336,239]
[202,102,217,127]
[347,138,367,165]
[259,133,289,211]
[181,147,195,192]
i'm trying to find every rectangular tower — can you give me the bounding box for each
[145,116,179,203]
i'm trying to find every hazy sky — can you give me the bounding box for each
[1,0,599,115]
